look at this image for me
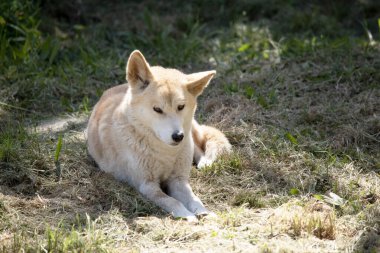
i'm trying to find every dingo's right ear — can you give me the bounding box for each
[126,50,153,90]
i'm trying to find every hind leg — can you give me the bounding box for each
[197,156,214,169]
[193,124,232,169]
[194,141,218,169]
[193,143,213,169]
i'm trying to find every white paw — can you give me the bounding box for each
[196,211,217,222]
[195,210,216,217]
[174,214,198,223]
[173,210,198,223]
[197,157,214,169]
[185,215,199,223]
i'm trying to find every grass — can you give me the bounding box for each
[1,0,380,252]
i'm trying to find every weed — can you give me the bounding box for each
[244,86,255,99]
[259,244,273,253]
[223,83,239,94]
[54,134,63,180]
[232,191,265,208]
[288,188,300,196]
[201,152,245,176]
[284,132,298,146]
[306,213,336,240]
[288,204,336,240]
[0,0,42,63]
[290,215,302,237]
[218,208,243,228]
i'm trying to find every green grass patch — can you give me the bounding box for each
[232,191,265,208]
[1,215,112,253]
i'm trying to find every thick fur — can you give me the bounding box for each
[87,50,231,221]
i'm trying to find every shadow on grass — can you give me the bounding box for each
[0,116,170,248]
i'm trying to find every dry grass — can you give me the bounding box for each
[1,0,380,252]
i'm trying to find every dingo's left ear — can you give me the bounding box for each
[126,50,153,90]
[186,70,216,97]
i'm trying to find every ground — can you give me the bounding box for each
[0,0,380,252]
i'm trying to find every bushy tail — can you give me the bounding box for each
[192,120,232,169]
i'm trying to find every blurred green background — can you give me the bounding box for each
[1,0,379,114]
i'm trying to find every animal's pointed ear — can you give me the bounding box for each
[126,50,153,90]
[186,70,216,97]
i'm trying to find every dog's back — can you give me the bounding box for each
[87,84,128,162]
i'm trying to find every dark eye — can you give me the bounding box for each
[178,105,185,111]
[153,107,163,114]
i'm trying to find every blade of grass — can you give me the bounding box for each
[54,134,63,180]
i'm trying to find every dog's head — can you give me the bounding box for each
[125,50,215,146]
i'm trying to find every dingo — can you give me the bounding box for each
[87,50,231,221]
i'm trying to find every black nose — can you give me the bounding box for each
[172,131,184,142]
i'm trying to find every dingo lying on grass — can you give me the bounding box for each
[87,50,231,221]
